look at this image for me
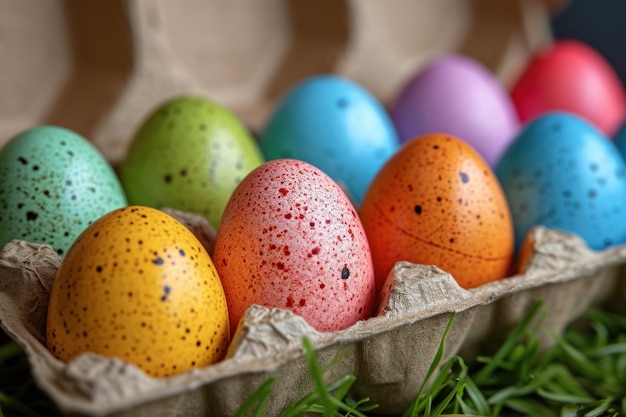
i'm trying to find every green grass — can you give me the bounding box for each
[234,301,626,416]
[1,302,626,416]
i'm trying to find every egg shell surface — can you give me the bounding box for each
[0,126,127,256]
[389,54,519,166]
[360,134,514,291]
[46,206,230,378]
[212,159,376,333]
[614,120,626,159]
[258,75,399,206]
[495,112,626,251]
[511,40,626,136]
[120,96,265,229]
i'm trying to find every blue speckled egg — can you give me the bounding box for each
[495,112,626,251]
[0,126,128,256]
[612,118,626,159]
[259,75,399,206]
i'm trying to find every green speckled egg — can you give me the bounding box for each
[120,96,265,229]
[0,126,128,256]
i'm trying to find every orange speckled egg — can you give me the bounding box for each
[360,134,514,291]
[46,206,229,377]
[213,159,376,333]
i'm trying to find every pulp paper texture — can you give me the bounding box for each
[0,211,625,417]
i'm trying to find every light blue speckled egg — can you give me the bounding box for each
[0,126,128,256]
[258,75,399,206]
[496,112,626,251]
[612,118,626,159]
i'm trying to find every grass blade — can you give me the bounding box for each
[0,392,46,417]
[502,397,557,417]
[302,337,336,417]
[0,343,21,363]
[402,313,456,417]
[536,387,594,404]
[473,301,544,385]
[230,377,275,417]
[580,397,615,417]
[463,378,490,415]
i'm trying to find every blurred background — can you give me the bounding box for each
[551,0,626,89]
[1,0,625,162]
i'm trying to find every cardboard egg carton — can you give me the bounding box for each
[1,216,625,417]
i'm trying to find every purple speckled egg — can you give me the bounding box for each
[390,54,520,166]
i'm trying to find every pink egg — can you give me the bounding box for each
[213,159,376,333]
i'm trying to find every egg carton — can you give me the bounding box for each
[0,0,552,164]
[0,206,625,417]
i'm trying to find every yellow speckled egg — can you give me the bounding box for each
[46,206,229,377]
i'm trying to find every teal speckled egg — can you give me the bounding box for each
[0,126,128,256]
[120,96,265,229]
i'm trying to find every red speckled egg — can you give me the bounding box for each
[360,134,514,291]
[213,159,376,333]
[511,40,626,136]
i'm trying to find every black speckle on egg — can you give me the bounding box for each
[26,211,38,221]
[414,205,422,215]
[341,266,350,280]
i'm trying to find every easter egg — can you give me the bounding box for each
[495,112,626,251]
[389,54,519,166]
[360,134,514,290]
[0,126,127,256]
[213,159,376,333]
[613,119,626,159]
[46,206,230,377]
[259,75,399,206]
[511,40,626,136]
[120,96,264,229]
